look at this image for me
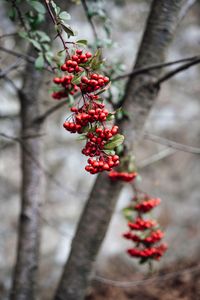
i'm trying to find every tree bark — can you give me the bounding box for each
[54,1,192,299]
[10,47,44,300]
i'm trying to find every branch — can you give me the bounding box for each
[143,132,200,154]
[137,148,176,169]
[43,0,69,55]
[0,59,23,78]
[155,57,200,86]
[0,46,53,73]
[81,0,98,41]
[112,55,200,82]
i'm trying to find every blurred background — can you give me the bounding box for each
[0,0,200,299]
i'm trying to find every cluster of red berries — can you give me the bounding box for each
[128,218,157,230]
[61,49,92,73]
[123,193,167,263]
[80,73,109,93]
[124,229,164,244]
[127,244,168,260]
[109,171,137,182]
[52,75,79,99]
[52,48,123,174]
[134,197,161,213]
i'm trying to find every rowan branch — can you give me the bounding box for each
[81,0,98,41]
[112,55,200,82]
[144,132,200,154]
[0,59,23,78]
[155,57,200,86]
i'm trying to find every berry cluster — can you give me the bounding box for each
[52,75,79,99]
[123,193,167,263]
[127,244,168,260]
[134,197,161,213]
[128,218,157,231]
[52,48,124,174]
[109,171,137,182]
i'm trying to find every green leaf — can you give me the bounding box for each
[76,39,88,47]
[77,134,87,141]
[18,31,28,39]
[104,134,124,150]
[30,1,46,14]
[36,30,51,42]
[29,38,42,51]
[122,207,134,221]
[51,1,61,14]
[71,71,85,85]
[60,22,76,37]
[68,94,75,107]
[90,49,103,70]
[59,11,71,20]
[106,113,115,121]
[103,149,115,155]
[35,54,44,69]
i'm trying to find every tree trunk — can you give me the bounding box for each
[10,47,44,300]
[54,1,192,299]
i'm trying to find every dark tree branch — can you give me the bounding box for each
[155,57,200,86]
[0,46,53,73]
[0,59,23,78]
[54,1,189,300]
[112,55,200,82]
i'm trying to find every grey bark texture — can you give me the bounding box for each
[10,47,44,300]
[54,1,191,300]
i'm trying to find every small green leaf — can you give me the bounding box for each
[68,94,75,107]
[90,49,103,70]
[18,31,28,39]
[29,38,42,51]
[122,207,134,221]
[36,30,51,42]
[106,113,115,121]
[104,134,124,150]
[35,54,44,69]
[77,134,87,141]
[30,1,46,14]
[76,39,88,47]
[60,22,76,37]
[59,11,71,20]
[103,149,115,155]
[71,71,85,85]
[51,1,61,14]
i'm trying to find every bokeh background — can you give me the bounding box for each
[0,0,200,299]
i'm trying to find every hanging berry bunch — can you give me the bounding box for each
[123,192,168,263]
[52,48,124,174]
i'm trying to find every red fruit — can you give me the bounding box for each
[61,64,67,71]
[76,49,82,55]
[53,77,61,84]
[72,55,79,61]
[86,52,92,58]
[104,76,109,83]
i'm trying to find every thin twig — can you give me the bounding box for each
[43,0,69,55]
[81,0,98,41]
[0,32,17,39]
[94,264,200,288]
[144,132,200,154]
[112,55,200,82]
[0,46,53,73]
[0,59,23,78]
[155,58,200,87]
[138,148,176,169]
